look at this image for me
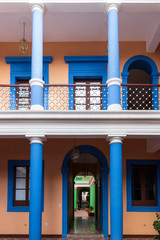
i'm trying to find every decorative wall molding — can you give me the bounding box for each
[0,111,159,138]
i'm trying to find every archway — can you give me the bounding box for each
[122,55,159,110]
[61,145,109,238]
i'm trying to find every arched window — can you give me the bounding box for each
[122,55,159,110]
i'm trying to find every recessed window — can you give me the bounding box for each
[131,165,157,206]
[74,79,102,110]
[8,160,44,212]
[14,166,30,206]
[127,160,160,212]
[5,56,52,110]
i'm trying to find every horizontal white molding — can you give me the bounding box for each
[0,0,159,3]
[0,111,159,138]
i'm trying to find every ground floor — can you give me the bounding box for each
[0,138,159,239]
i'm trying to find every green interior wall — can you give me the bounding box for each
[90,183,95,213]
[74,188,77,209]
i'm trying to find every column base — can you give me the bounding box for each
[108,104,122,111]
[30,105,44,110]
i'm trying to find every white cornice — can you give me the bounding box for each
[0,111,159,138]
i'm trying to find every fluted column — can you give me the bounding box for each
[30,3,44,110]
[106,4,122,110]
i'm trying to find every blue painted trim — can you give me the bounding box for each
[126,159,160,212]
[102,168,108,238]
[64,56,108,110]
[7,160,44,212]
[99,176,103,230]
[5,56,52,110]
[62,145,108,169]
[61,145,109,238]
[61,168,69,238]
[5,56,52,64]
[122,55,160,110]
[64,56,108,63]
[122,55,159,75]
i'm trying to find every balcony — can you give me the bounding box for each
[0,83,159,111]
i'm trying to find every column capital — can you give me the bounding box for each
[29,78,44,87]
[107,135,126,144]
[107,77,122,87]
[30,2,45,13]
[105,2,121,14]
[25,135,46,144]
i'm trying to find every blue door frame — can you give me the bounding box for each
[61,145,109,238]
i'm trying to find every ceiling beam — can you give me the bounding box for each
[146,19,160,53]
[147,138,160,153]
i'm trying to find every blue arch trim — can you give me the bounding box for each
[121,55,160,110]
[122,55,159,77]
[62,145,108,169]
[61,145,109,238]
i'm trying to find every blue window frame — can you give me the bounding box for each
[64,56,108,110]
[5,56,52,110]
[8,160,44,212]
[127,160,160,212]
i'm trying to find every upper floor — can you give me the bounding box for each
[0,42,160,111]
[0,1,160,112]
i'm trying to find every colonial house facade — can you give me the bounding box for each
[0,0,159,239]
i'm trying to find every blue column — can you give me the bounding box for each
[29,137,44,240]
[61,168,69,238]
[30,4,44,110]
[109,137,123,240]
[106,4,122,110]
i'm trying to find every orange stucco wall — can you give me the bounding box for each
[0,138,159,235]
[0,42,159,236]
[0,41,160,85]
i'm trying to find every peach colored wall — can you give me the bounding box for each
[0,42,160,236]
[0,138,159,235]
[0,41,160,85]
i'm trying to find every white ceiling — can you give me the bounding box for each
[0,1,160,52]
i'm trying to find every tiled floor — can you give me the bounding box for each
[69,210,100,235]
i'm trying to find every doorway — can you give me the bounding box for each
[70,172,97,234]
[61,145,109,238]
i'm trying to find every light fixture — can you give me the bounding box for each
[70,139,80,163]
[82,169,88,177]
[19,22,28,54]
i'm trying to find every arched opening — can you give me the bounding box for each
[71,171,97,234]
[61,145,108,238]
[122,55,159,110]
